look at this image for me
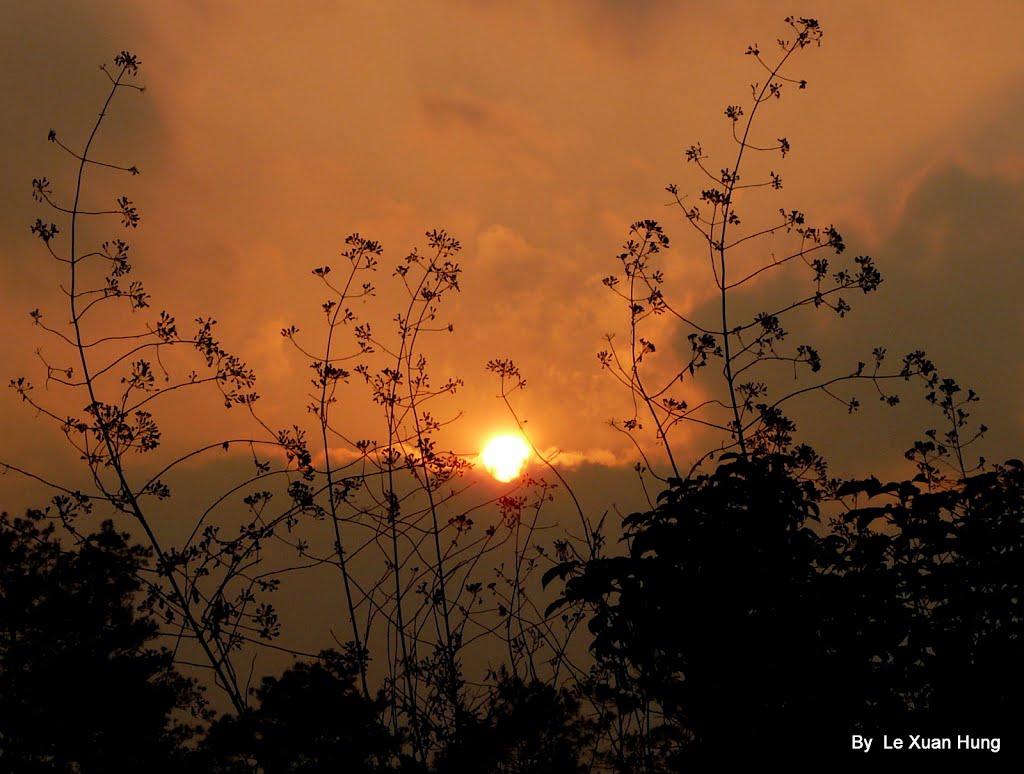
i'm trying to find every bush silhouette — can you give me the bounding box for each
[200,648,398,773]
[542,14,1022,766]
[545,454,840,763]
[11,49,585,767]
[0,510,204,773]
[547,452,1024,763]
[432,669,591,774]
[834,459,1024,742]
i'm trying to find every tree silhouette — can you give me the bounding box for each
[0,509,204,773]
[8,50,588,767]
[833,455,1024,743]
[542,15,1023,766]
[432,669,592,774]
[544,453,843,765]
[200,648,399,773]
[545,450,1024,763]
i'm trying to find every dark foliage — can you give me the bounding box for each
[0,510,203,773]
[200,648,399,773]
[433,670,591,774]
[547,454,849,763]
[547,453,1024,763]
[834,459,1024,741]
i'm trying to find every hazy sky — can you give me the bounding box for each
[3,1,1023,529]
[4,0,1024,703]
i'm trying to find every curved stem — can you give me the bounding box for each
[717,40,802,458]
[317,259,371,700]
[67,63,246,714]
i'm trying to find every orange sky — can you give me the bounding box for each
[3,0,1024,506]
[5,0,1024,699]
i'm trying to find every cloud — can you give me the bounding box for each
[5,0,1024,508]
[420,94,491,132]
[684,159,1024,479]
[539,446,632,469]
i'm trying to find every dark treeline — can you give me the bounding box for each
[3,449,1022,770]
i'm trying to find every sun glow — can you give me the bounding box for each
[479,434,531,482]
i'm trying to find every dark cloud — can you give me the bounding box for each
[661,161,1024,477]
[568,0,684,59]
[874,164,1024,448]
[420,94,492,132]
[0,3,167,292]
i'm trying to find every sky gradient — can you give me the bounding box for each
[3,2,1023,585]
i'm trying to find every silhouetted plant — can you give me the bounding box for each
[277,232,590,764]
[7,48,596,770]
[576,454,884,763]
[598,17,935,484]
[201,647,398,773]
[433,668,592,774]
[4,51,301,715]
[547,449,1024,763]
[0,509,205,773]
[832,456,1024,741]
[544,15,1015,767]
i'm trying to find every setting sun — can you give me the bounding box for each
[479,434,531,482]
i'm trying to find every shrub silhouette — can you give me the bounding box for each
[432,669,592,774]
[200,648,398,773]
[545,453,843,764]
[543,14,1021,767]
[833,459,1024,742]
[10,46,589,770]
[547,452,1024,763]
[0,510,204,773]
